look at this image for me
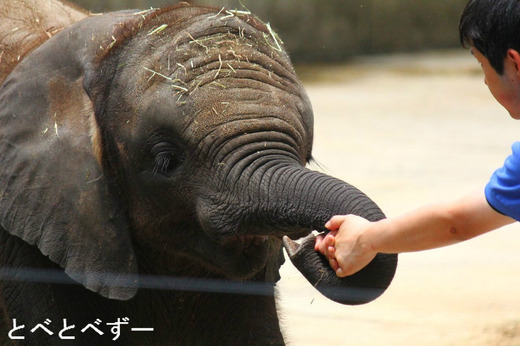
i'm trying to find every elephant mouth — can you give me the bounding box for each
[221,235,269,253]
[210,234,272,279]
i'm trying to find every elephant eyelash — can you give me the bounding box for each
[152,153,177,175]
[149,139,185,176]
[307,155,326,171]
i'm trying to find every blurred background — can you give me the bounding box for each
[70,0,469,63]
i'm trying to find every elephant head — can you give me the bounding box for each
[0,4,397,305]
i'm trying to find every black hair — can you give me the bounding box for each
[460,0,520,74]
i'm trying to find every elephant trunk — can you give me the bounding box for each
[198,160,398,304]
[259,164,386,235]
[262,163,398,305]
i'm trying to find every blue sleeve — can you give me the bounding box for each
[485,142,520,221]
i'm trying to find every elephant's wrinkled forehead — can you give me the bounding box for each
[125,9,313,149]
[132,8,301,99]
[101,5,314,167]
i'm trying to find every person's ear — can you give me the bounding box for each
[507,49,520,75]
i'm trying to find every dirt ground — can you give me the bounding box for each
[276,50,520,346]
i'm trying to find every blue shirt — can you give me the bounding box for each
[485,142,520,221]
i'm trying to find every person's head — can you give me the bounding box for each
[460,0,520,119]
[460,0,520,75]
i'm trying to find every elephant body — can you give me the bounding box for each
[0,228,283,344]
[0,0,88,85]
[0,1,397,345]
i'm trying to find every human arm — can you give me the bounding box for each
[315,190,515,277]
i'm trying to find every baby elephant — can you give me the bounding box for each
[0,1,397,344]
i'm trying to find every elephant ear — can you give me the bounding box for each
[0,11,146,300]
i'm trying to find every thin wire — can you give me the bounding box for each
[0,267,275,296]
[0,266,382,302]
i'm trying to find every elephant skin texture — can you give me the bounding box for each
[0,1,397,345]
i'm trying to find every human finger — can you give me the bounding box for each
[314,233,325,251]
[323,233,335,247]
[324,215,348,231]
[329,258,339,271]
[318,232,336,255]
[336,267,345,277]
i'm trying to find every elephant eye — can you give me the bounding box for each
[151,142,183,176]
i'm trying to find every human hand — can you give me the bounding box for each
[314,230,340,271]
[319,215,378,277]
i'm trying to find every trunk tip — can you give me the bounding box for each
[282,235,301,257]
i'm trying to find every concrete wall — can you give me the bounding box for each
[71,0,470,62]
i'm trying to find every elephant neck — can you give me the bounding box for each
[130,287,284,344]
